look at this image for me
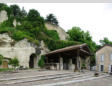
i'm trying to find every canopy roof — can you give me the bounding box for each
[45,43,91,57]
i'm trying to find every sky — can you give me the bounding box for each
[7,3,112,44]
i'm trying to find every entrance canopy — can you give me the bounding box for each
[45,43,91,57]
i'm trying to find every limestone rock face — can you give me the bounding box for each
[0,33,50,68]
[45,23,69,40]
[38,41,50,60]
[0,33,36,68]
[35,41,50,68]
[13,19,21,27]
[0,10,8,23]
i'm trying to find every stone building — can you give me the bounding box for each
[96,44,112,73]
[45,44,91,71]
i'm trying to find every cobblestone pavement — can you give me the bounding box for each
[0,69,111,86]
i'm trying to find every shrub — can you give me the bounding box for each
[9,57,19,69]
[44,38,81,51]
[44,29,60,40]
[38,55,45,68]
[11,30,27,41]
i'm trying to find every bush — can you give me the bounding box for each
[81,63,86,69]
[44,38,81,51]
[38,55,45,68]
[0,55,3,66]
[9,57,19,69]
[11,30,27,41]
[44,29,60,40]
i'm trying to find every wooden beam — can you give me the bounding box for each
[80,49,90,54]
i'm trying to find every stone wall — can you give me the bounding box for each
[45,23,69,40]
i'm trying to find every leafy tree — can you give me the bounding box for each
[100,37,112,46]
[67,26,97,66]
[0,55,3,66]
[20,7,27,19]
[10,5,21,17]
[67,27,84,42]
[27,9,44,29]
[0,3,7,8]
[45,14,59,25]
[9,57,19,69]
[27,9,40,21]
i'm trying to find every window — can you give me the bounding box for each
[110,54,112,61]
[100,54,104,62]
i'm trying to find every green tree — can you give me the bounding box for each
[9,57,19,69]
[20,7,27,19]
[10,4,21,17]
[45,14,59,25]
[27,9,44,29]
[67,26,97,66]
[0,3,7,8]
[67,27,84,42]
[27,9,40,21]
[100,37,112,46]
[0,55,3,66]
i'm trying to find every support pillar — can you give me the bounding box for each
[69,58,74,70]
[86,56,90,70]
[77,56,80,71]
[56,63,60,70]
[76,49,81,72]
[59,57,63,70]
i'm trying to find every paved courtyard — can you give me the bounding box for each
[0,69,111,86]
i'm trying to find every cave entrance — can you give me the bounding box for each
[29,54,37,68]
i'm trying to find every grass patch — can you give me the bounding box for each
[0,68,14,72]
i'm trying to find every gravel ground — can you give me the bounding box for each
[0,69,111,86]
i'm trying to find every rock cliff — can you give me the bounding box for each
[45,23,69,40]
[0,10,8,23]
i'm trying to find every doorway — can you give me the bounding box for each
[3,61,8,68]
[29,54,36,68]
[111,65,112,72]
[100,65,104,72]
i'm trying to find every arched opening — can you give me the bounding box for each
[29,54,37,68]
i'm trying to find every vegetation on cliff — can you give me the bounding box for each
[0,3,79,50]
[0,3,104,66]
